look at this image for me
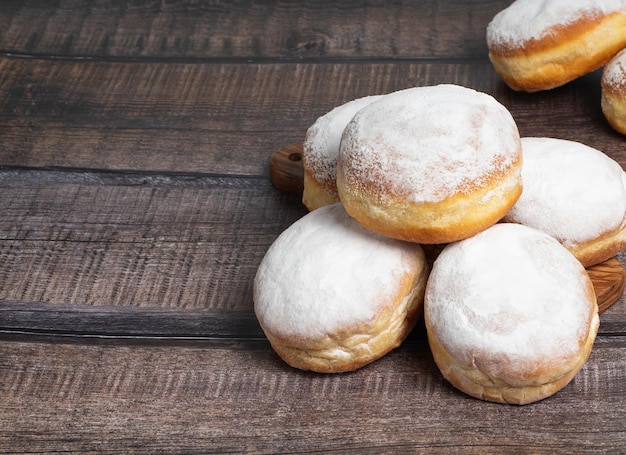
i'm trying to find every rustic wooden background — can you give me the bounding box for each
[1,1,625,453]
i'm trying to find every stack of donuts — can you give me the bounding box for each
[254,0,626,406]
[486,0,626,134]
[254,83,626,405]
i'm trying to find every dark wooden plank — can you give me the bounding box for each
[0,172,624,336]
[2,300,623,341]
[0,172,306,313]
[0,335,624,454]
[0,303,264,339]
[0,0,508,60]
[1,58,624,174]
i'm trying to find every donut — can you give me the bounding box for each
[486,0,626,92]
[602,48,626,135]
[337,84,523,245]
[424,223,599,405]
[503,137,626,267]
[302,95,383,211]
[253,203,429,373]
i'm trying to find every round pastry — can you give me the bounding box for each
[424,223,599,405]
[254,203,429,373]
[486,0,626,92]
[602,48,626,135]
[302,95,383,211]
[503,137,626,267]
[337,84,523,245]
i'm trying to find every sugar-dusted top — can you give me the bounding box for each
[254,203,422,340]
[303,95,383,186]
[504,137,626,246]
[487,0,626,49]
[425,223,597,382]
[603,48,626,90]
[338,84,520,204]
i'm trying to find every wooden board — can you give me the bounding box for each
[0,1,501,60]
[270,143,626,314]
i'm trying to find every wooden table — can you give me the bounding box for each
[1,1,625,453]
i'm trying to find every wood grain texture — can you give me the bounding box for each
[1,168,624,336]
[0,0,507,60]
[0,58,623,175]
[0,336,624,454]
[269,142,304,194]
[0,171,306,312]
[590,258,626,314]
[598,251,626,332]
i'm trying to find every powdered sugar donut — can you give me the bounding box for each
[254,203,429,373]
[303,95,383,210]
[503,137,626,267]
[487,0,626,92]
[425,223,599,405]
[602,48,626,135]
[337,84,522,244]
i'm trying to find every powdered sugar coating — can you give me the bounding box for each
[425,223,595,378]
[487,0,626,49]
[504,137,626,246]
[603,47,626,90]
[303,95,383,186]
[338,85,520,204]
[254,204,422,340]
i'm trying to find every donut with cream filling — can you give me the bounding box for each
[254,203,429,373]
[487,0,626,92]
[425,223,599,405]
[337,84,523,244]
[503,137,626,267]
